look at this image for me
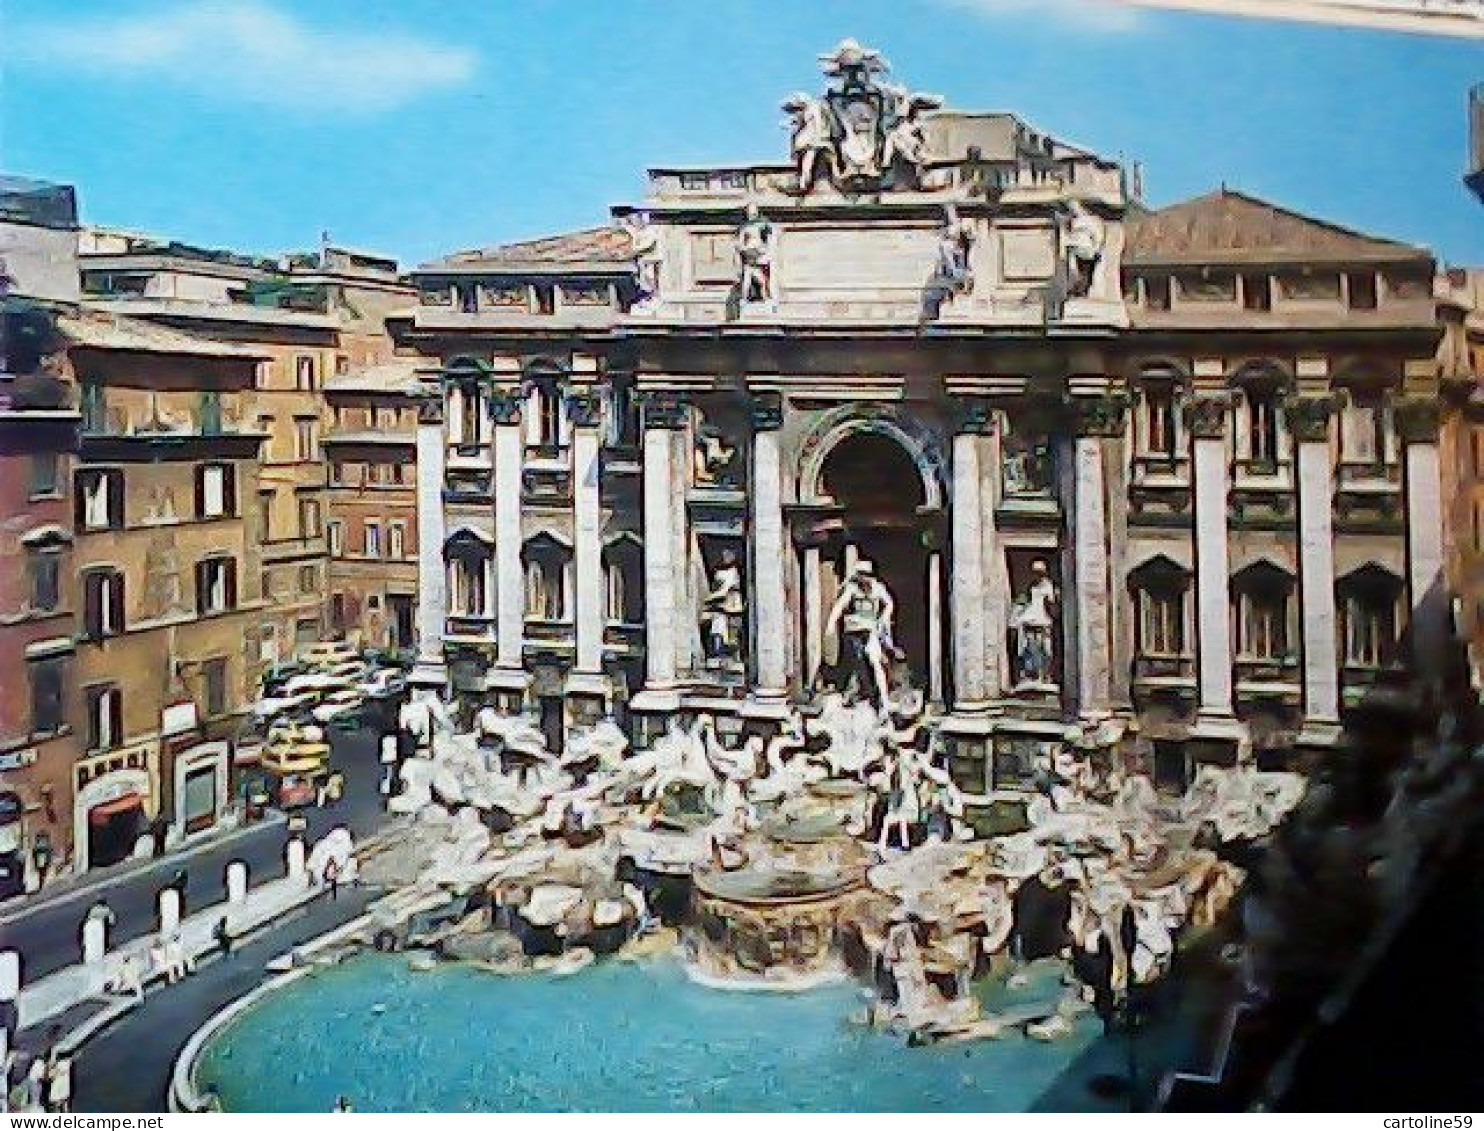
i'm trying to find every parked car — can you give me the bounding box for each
[359,668,407,700]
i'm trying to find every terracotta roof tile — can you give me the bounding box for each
[422,226,634,272]
[1125,188,1429,267]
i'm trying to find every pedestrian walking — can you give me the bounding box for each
[24,1055,45,1111]
[45,1054,71,1113]
[323,856,340,902]
[213,915,232,958]
[150,816,168,859]
[171,867,188,909]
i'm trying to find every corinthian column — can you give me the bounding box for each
[950,401,993,712]
[1397,398,1448,675]
[1287,395,1341,736]
[567,392,605,681]
[1186,393,1238,732]
[487,388,529,706]
[1068,395,1124,720]
[636,393,686,701]
[410,387,448,693]
[749,392,789,700]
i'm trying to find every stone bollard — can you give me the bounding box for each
[226,860,248,905]
[0,1024,8,1113]
[158,886,181,936]
[82,916,107,966]
[0,949,19,1003]
[286,836,306,881]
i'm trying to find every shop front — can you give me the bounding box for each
[0,791,25,900]
[173,739,230,837]
[73,746,154,873]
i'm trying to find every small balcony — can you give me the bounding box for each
[444,470,492,503]
[444,613,495,643]
[1234,655,1302,707]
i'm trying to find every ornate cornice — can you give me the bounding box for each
[1067,393,1129,439]
[488,388,523,425]
[1183,393,1231,440]
[1284,394,1338,443]
[639,391,689,430]
[565,391,602,429]
[1394,397,1441,444]
[750,391,784,432]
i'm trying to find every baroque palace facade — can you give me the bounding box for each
[402,40,1446,788]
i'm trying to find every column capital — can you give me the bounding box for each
[489,387,523,424]
[1067,393,1129,438]
[1184,392,1231,439]
[750,391,784,431]
[1394,397,1441,443]
[414,388,445,426]
[954,398,995,435]
[565,391,602,428]
[639,390,688,429]
[1284,394,1339,443]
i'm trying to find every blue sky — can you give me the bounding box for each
[4,0,1481,266]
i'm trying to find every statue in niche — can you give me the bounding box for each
[823,557,900,708]
[935,204,973,295]
[1061,199,1106,299]
[1001,419,1053,497]
[1010,559,1058,687]
[736,203,775,307]
[701,548,744,664]
[693,417,737,486]
[782,93,840,195]
[628,212,663,308]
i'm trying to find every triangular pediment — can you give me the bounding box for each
[1125,189,1428,267]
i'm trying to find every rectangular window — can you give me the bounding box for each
[330,593,347,633]
[327,520,344,556]
[1472,430,1484,480]
[390,461,406,486]
[298,564,318,594]
[86,684,123,752]
[1237,592,1288,660]
[1347,272,1378,311]
[364,521,382,558]
[29,657,67,734]
[257,493,273,541]
[196,557,238,615]
[294,354,317,391]
[388,522,405,560]
[29,551,60,613]
[1141,386,1177,457]
[1138,589,1184,656]
[76,468,124,531]
[335,354,350,376]
[198,390,222,435]
[299,497,321,539]
[80,382,106,433]
[195,463,235,519]
[1145,275,1171,311]
[203,657,228,717]
[329,461,344,487]
[1246,392,1279,466]
[29,452,59,497]
[82,569,126,639]
[532,283,556,315]
[1241,273,1271,313]
[295,418,318,461]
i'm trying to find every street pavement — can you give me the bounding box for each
[72,890,379,1113]
[0,722,391,983]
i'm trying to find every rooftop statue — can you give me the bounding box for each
[781,39,942,194]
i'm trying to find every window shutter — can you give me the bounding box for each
[224,464,237,516]
[194,465,206,518]
[111,572,126,635]
[107,471,124,528]
[74,472,88,529]
[83,573,102,639]
[195,561,208,615]
[225,560,238,609]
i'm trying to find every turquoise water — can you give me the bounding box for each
[199,954,1099,1112]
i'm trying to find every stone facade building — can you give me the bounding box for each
[79,235,413,666]
[1439,267,1484,662]
[404,42,1446,788]
[323,357,422,655]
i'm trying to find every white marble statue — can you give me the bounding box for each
[628,211,663,307]
[823,557,899,707]
[1011,559,1058,686]
[936,204,973,294]
[399,695,452,753]
[1061,199,1106,299]
[782,92,840,193]
[701,549,744,662]
[693,428,736,486]
[736,203,775,307]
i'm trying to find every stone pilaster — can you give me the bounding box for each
[1397,397,1448,674]
[749,392,789,700]
[567,392,606,694]
[1068,394,1125,719]
[1287,395,1341,737]
[489,388,528,697]
[410,388,448,692]
[1185,392,1240,735]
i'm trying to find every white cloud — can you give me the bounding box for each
[940,0,1145,33]
[11,1,477,113]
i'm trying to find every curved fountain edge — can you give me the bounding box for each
[169,964,316,1112]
